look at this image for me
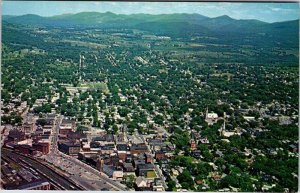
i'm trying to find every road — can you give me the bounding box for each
[137,131,167,190]
[50,115,61,154]
[2,148,83,190]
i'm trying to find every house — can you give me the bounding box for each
[123,162,135,173]
[167,144,175,151]
[191,130,201,141]
[171,168,179,176]
[190,139,197,150]
[155,151,166,160]
[145,153,153,164]
[289,144,298,153]
[45,114,56,125]
[152,178,164,191]
[191,150,201,159]
[135,176,151,191]
[243,116,255,122]
[103,165,123,180]
[199,137,210,144]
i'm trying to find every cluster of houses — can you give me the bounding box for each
[1,106,298,191]
[2,114,56,155]
[58,120,176,191]
[1,113,53,190]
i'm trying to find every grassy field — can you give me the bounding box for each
[80,82,109,93]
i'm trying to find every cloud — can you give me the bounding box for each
[271,7,282,11]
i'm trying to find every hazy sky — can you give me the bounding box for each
[2,1,299,23]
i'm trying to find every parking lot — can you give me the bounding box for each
[42,153,117,190]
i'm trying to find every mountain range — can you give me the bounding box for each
[2,12,299,40]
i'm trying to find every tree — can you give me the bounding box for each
[177,170,194,190]
[123,175,135,189]
[167,180,176,191]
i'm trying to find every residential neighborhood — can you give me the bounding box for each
[1,2,299,192]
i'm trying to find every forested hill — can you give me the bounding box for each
[3,12,299,36]
[2,12,299,60]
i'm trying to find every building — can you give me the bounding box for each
[130,144,149,154]
[32,140,50,154]
[58,141,80,155]
[23,122,35,134]
[145,153,153,164]
[199,137,210,144]
[14,144,37,155]
[135,176,151,191]
[289,144,298,153]
[137,164,155,177]
[102,165,123,180]
[59,119,75,135]
[191,150,201,159]
[205,108,219,125]
[7,129,26,143]
[117,143,128,161]
[100,144,115,155]
[59,128,72,136]
[155,151,166,160]
[16,180,51,190]
[123,162,135,173]
[190,139,197,150]
[152,178,164,191]
[79,152,98,166]
[133,159,146,169]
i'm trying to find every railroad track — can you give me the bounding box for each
[2,148,85,190]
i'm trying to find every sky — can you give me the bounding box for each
[2,1,299,23]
